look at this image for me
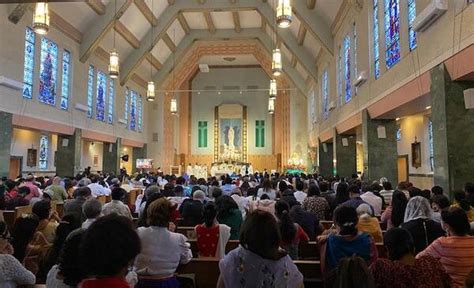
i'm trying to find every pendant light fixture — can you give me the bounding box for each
[170,98,177,115]
[109,0,120,78]
[33,2,50,35]
[272,48,282,76]
[276,0,292,28]
[269,79,277,99]
[170,28,178,115]
[146,0,155,101]
[268,97,275,114]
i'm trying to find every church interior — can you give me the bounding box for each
[0,0,474,287]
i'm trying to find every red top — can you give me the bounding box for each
[195,224,220,257]
[80,277,130,288]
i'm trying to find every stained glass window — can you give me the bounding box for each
[255,120,265,148]
[23,28,35,99]
[384,0,401,69]
[124,88,129,125]
[353,23,358,95]
[408,0,417,50]
[87,65,94,118]
[39,38,58,106]
[96,71,107,122]
[198,121,208,148]
[130,90,138,131]
[60,50,71,110]
[396,126,401,141]
[344,35,352,103]
[322,70,329,120]
[373,0,380,79]
[39,135,48,170]
[138,94,143,131]
[429,119,434,171]
[108,79,114,124]
[337,46,343,105]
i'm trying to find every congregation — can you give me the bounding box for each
[0,170,474,288]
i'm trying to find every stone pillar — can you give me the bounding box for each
[333,131,357,179]
[56,128,82,177]
[102,138,121,175]
[0,112,13,178]
[132,144,147,173]
[318,140,333,178]
[362,109,398,183]
[431,64,474,195]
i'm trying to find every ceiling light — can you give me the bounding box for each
[108,50,120,78]
[276,0,292,28]
[33,3,50,35]
[268,97,275,114]
[425,106,431,110]
[395,117,400,121]
[146,81,155,102]
[272,48,282,76]
[269,79,277,99]
[170,98,178,115]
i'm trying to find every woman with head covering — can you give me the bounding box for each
[356,204,383,243]
[401,196,445,253]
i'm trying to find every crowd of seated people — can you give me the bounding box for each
[1,170,474,287]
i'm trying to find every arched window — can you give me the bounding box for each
[384,0,401,69]
[23,27,35,99]
[108,80,114,124]
[39,37,58,105]
[137,94,143,131]
[39,135,49,170]
[343,34,351,103]
[322,70,329,120]
[96,71,107,122]
[408,0,417,50]
[373,0,381,79]
[130,90,138,131]
[87,65,94,118]
[60,50,71,110]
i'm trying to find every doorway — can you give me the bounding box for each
[397,155,409,183]
[9,156,22,179]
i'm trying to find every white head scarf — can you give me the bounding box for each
[404,196,432,223]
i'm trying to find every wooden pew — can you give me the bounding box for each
[176,226,196,239]
[15,205,32,219]
[128,189,141,206]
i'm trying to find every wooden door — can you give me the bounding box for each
[397,155,409,183]
[9,156,22,179]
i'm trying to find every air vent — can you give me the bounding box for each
[152,133,158,142]
[247,85,259,90]
[204,85,217,90]
[223,86,240,90]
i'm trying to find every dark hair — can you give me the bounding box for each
[333,255,375,288]
[275,200,297,244]
[147,198,172,227]
[260,193,270,200]
[262,179,272,192]
[32,200,51,220]
[319,181,329,193]
[431,195,450,210]
[347,185,360,195]
[382,182,393,191]
[295,181,304,191]
[18,186,30,196]
[11,215,39,262]
[216,195,239,219]
[453,190,472,211]
[441,207,470,236]
[333,206,358,236]
[383,228,415,260]
[76,186,91,198]
[408,187,422,198]
[58,229,86,285]
[240,210,281,260]
[111,187,126,201]
[137,192,163,227]
[307,184,320,197]
[391,191,408,228]
[203,202,217,228]
[278,181,288,193]
[80,215,140,277]
[431,185,443,196]
[174,185,184,197]
[212,188,223,200]
[336,183,350,205]
[465,182,474,194]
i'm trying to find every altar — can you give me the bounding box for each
[209,162,254,177]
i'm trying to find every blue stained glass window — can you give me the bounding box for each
[384,0,401,69]
[108,79,114,124]
[337,46,343,105]
[344,35,352,103]
[353,23,358,95]
[138,94,143,131]
[87,65,94,118]
[124,88,129,125]
[373,0,380,79]
[130,90,138,130]
[429,119,434,171]
[39,38,58,106]
[408,0,417,50]
[396,126,401,141]
[96,71,107,122]
[60,50,71,110]
[39,135,48,170]
[322,70,329,120]
[23,28,35,99]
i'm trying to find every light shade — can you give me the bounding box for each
[146,81,155,102]
[276,0,292,28]
[269,79,277,99]
[33,3,50,35]
[272,49,282,76]
[170,98,178,115]
[268,97,275,114]
[108,50,120,79]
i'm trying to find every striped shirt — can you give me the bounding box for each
[416,236,474,288]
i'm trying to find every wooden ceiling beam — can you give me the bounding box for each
[86,0,106,15]
[131,73,148,89]
[177,13,191,34]
[114,20,140,49]
[134,0,158,26]
[94,46,110,63]
[307,0,316,10]
[232,11,241,33]
[203,11,216,34]
[296,24,307,46]
[162,33,177,52]
[168,0,176,4]
[146,52,163,70]
[50,9,83,43]
[8,3,30,24]
[260,14,266,32]
[291,55,297,67]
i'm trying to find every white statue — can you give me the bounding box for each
[186,163,193,176]
[228,126,235,149]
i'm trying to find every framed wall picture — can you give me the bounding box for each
[93,155,99,167]
[411,141,422,168]
[27,148,37,167]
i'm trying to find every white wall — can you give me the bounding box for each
[81,140,103,173]
[290,90,308,165]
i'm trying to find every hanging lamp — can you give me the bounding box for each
[170,28,178,115]
[146,0,156,101]
[268,97,275,114]
[33,2,50,35]
[276,0,292,28]
[272,48,282,76]
[109,0,120,78]
[269,79,277,99]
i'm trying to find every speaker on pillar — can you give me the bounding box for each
[121,154,129,162]
[377,125,387,139]
[342,138,349,147]
[464,88,474,109]
[61,139,69,147]
[109,144,113,153]
[323,143,328,153]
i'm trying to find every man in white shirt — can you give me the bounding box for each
[293,181,307,204]
[231,188,250,218]
[102,188,132,219]
[88,175,111,198]
[360,184,383,216]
